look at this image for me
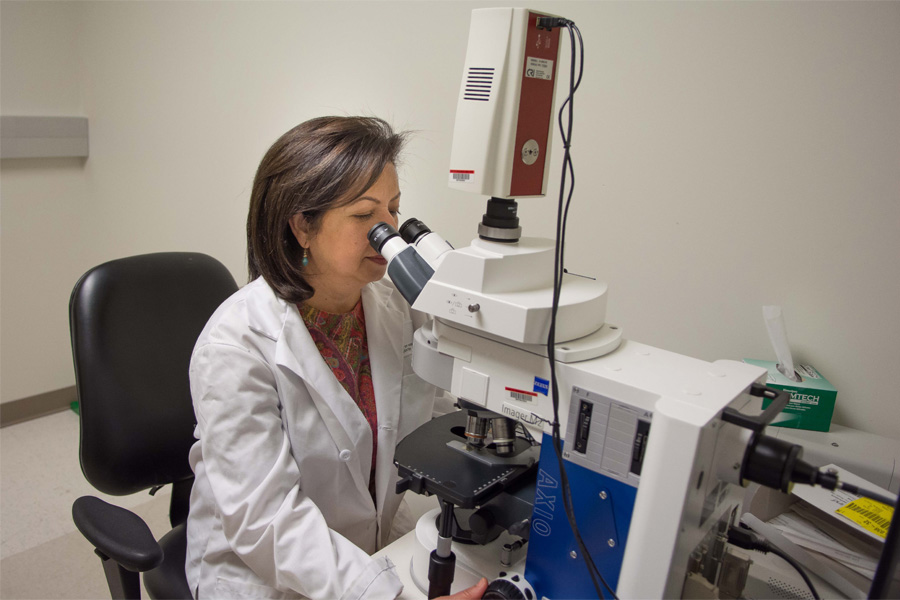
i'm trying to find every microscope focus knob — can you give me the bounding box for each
[483,574,534,600]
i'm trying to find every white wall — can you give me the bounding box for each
[2,1,898,438]
[2,0,88,400]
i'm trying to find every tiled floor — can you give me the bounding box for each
[1,409,171,599]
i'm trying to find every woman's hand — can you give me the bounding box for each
[436,577,489,599]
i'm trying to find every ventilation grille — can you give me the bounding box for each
[463,67,495,102]
[766,577,815,600]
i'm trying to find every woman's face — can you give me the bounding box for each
[290,163,401,312]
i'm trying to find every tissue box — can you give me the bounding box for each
[742,359,837,432]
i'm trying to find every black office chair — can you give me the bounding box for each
[69,252,238,599]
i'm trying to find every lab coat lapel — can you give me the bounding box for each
[361,283,404,521]
[269,299,373,503]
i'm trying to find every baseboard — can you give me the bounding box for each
[0,387,76,427]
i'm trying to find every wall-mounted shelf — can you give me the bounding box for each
[0,116,89,159]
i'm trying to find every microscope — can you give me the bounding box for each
[369,8,894,599]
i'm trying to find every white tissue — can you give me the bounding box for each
[763,305,802,382]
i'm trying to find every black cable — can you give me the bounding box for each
[555,22,583,298]
[515,422,539,446]
[752,448,898,509]
[545,20,618,600]
[837,482,897,508]
[547,21,599,597]
[767,545,822,600]
[728,526,821,600]
[803,465,897,507]
[558,28,613,599]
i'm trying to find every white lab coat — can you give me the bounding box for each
[185,276,437,599]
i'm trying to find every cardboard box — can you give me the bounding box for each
[742,359,837,432]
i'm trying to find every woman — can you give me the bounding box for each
[185,117,486,599]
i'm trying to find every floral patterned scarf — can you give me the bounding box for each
[299,299,377,501]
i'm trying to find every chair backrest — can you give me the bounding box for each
[70,252,238,496]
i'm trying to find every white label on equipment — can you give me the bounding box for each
[501,402,542,425]
[449,171,475,184]
[525,57,553,81]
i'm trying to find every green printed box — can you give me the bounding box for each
[742,359,837,432]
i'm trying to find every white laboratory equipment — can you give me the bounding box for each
[371,8,899,599]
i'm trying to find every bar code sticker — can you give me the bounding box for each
[505,387,537,403]
[836,497,894,539]
[450,170,475,184]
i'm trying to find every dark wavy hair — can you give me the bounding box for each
[247,116,408,304]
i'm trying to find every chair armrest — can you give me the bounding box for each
[73,496,164,572]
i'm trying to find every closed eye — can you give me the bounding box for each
[352,207,400,221]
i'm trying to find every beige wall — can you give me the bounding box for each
[2,1,898,438]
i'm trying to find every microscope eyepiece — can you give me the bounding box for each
[367,222,399,253]
[367,221,434,306]
[399,218,431,244]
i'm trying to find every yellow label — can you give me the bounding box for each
[836,498,894,539]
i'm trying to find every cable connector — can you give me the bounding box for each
[809,465,896,507]
[536,16,573,30]
[727,525,771,553]
[728,525,822,600]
